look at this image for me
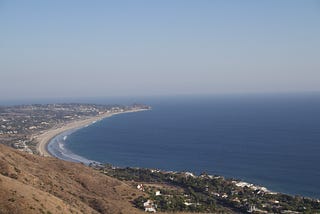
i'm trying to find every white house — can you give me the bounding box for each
[144,200,156,213]
[137,184,145,191]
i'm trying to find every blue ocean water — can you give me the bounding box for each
[51,94,320,198]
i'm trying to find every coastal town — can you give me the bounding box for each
[0,103,150,154]
[96,165,320,213]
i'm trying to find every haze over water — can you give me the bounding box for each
[51,94,320,199]
[1,1,320,99]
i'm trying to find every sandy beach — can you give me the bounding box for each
[35,109,148,157]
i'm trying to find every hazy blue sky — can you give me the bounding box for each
[1,0,320,99]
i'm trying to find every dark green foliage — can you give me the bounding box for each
[99,167,320,213]
[133,196,148,209]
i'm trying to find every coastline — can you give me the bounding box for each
[32,104,319,200]
[35,109,149,158]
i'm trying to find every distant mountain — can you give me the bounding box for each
[0,144,144,214]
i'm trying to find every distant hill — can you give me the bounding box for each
[0,144,144,214]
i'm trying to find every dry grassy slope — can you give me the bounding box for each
[0,144,144,214]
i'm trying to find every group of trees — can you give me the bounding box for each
[100,166,320,213]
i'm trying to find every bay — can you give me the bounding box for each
[62,94,320,198]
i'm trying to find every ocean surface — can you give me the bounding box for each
[48,94,320,198]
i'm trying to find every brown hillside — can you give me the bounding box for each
[0,144,144,214]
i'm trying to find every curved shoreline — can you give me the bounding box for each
[35,109,148,158]
[34,108,319,200]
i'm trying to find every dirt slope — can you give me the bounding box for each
[0,144,144,214]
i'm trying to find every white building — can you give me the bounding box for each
[144,200,156,213]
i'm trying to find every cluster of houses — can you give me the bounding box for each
[136,184,161,212]
[233,181,275,194]
[12,140,33,153]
